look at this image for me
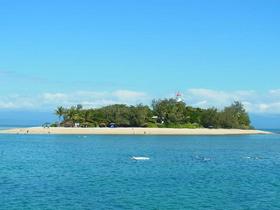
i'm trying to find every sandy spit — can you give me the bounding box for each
[0,127,272,135]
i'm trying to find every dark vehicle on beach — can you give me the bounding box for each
[108,123,117,128]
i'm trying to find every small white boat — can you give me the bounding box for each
[131,156,150,160]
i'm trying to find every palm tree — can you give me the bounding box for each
[55,106,65,123]
[67,107,76,122]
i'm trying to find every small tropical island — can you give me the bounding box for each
[54,98,252,129]
[0,96,271,135]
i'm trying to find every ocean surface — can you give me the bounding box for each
[0,132,280,210]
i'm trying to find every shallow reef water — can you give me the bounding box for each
[0,133,280,209]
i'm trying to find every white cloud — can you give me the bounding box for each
[1,88,280,114]
[0,89,150,110]
[42,93,68,102]
[269,89,280,95]
[113,90,147,101]
[184,88,280,114]
[0,101,18,109]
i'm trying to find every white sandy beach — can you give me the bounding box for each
[0,127,272,135]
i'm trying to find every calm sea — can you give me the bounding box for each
[0,132,280,210]
[0,125,36,130]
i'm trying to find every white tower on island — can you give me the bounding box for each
[175,91,184,103]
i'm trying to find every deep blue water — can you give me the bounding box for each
[1,133,280,210]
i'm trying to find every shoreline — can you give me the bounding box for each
[0,127,272,135]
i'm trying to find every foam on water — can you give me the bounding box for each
[131,156,150,160]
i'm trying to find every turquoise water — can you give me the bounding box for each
[1,133,280,210]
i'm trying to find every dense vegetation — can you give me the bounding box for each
[54,99,251,129]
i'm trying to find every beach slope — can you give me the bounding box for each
[0,127,272,135]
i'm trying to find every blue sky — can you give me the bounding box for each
[0,0,280,123]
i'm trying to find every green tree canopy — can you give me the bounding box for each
[54,100,252,129]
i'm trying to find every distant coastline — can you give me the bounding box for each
[0,127,272,135]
